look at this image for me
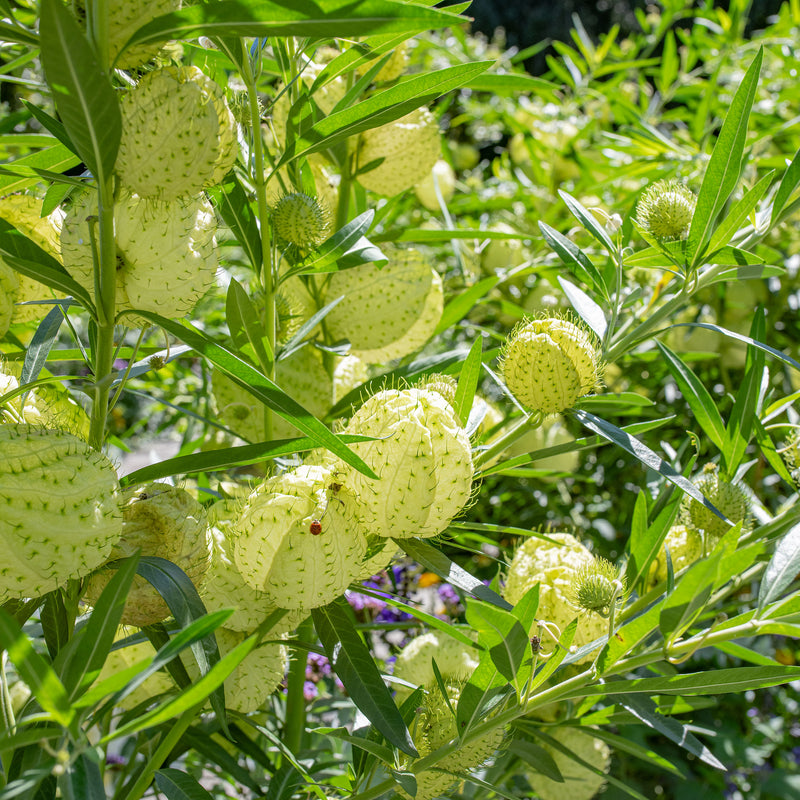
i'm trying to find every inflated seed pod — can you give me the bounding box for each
[415,159,456,211]
[526,727,611,800]
[500,316,600,415]
[341,388,473,539]
[0,194,64,323]
[395,770,459,800]
[323,248,443,364]
[83,483,212,627]
[0,425,122,602]
[355,108,440,196]
[503,533,606,664]
[647,524,704,586]
[201,499,307,634]
[636,179,696,241]
[107,0,182,69]
[234,465,367,610]
[679,463,750,542]
[0,262,18,336]
[116,66,237,200]
[182,628,287,714]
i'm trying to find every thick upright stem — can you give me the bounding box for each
[282,617,313,756]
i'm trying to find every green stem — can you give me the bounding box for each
[115,707,200,800]
[474,411,542,470]
[282,617,313,756]
[88,178,117,451]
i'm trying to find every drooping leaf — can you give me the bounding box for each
[212,177,261,269]
[20,306,64,391]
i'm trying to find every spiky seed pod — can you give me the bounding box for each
[272,193,329,248]
[0,194,64,323]
[61,191,218,321]
[0,263,18,336]
[98,627,175,711]
[392,630,479,703]
[414,374,458,410]
[182,628,287,714]
[647,524,704,586]
[355,108,441,196]
[116,66,237,200]
[212,345,333,443]
[527,727,611,800]
[415,159,456,211]
[636,179,696,241]
[323,248,443,363]
[201,499,307,634]
[341,388,474,539]
[500,316,601,415]
[0,425,122,602]
[569,557,625,618]
[781,429,800,486]
[395,770,459,800]
[234,465,367,610]
[83,483,211,627]
[503,533,607,663]
[413,681,505,773]
[0,362,90,440]
[679,463,750,542]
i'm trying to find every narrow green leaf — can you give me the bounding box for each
[434,275,499,335]
[125,0,469,49]
[0,610,74,728]
[453,337,483,427]
[558,190,616,253]
[557,276,607,340]
[0,145,80,196]
[61,754,105,800]
[539,221,607,297]
[770,145,800,226]
[125,312,378,479]
[226,278,273,369]
[528,619,577,693]
[705,170,774,254]
[20,306,63,390]
[22,103,77,157]
[587,725,685,777]
[399,538,512,610]
[757,521,800,612]
[154,769,215,800]
[0,19,38,45]
[686,49,763,266]
[280,60,492,166]
[310,727,395,764]
[617,696,725,770]
[508,739,563,782]
[312,599,417,758]
[179,727,265,794]
[40,592,70,662]
[464,73,556,94]
[212,177,261,269]
[39,0,120,183]
[571,409,728,523]
[721,308,767,475]
[753,417,795,487]
[656,341,726,450]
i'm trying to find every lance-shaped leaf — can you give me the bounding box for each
[453,337,483,427]
[758,521,800,612]
[39,0,121,184]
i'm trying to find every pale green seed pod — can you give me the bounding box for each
[356,108,441,196]
[355,41,408,83]
[415,159,456,211]
[636,179,696,241]
[234,465,367,610]
[182,628,287,714]
[83,483,212,627]
[116,66,237,200]
[569,557,625,618]
[271,193,329,248]
[0,194,64,323]
[202,499,308,634]
[101,0,182,69]
[0,262,18,336]
[341,388,474,539]
[679,463,750,542]
[395,769,459,800]
[647,524,704,586]
[501,316,600,415]
[413,374,458,410]
[356,536,399,581]
[323,248,443,364]
[0,425,122,602]
[332,354,368,404]
[480,222,528,273]
[526,727,611,800]
[503,533,606,664]
[61,190,218,321]
[98,627,175,711]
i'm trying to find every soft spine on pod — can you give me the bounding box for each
[0,425,122,602]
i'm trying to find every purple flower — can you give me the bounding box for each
[303,681,318,702]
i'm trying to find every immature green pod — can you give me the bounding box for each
[201,499,307,634]
[355,108,441,196]
[116,66,237,200]
[340,388,474,539]
[271,192,329,248]
[636,179,696,241]
[234,465,367,611]
[679,463,750,542]
[526,727,611,800]
[0,425,122,602]
[323,248,443,363]
[500,316,600,415]
[503,533,606,663]
[83,483,212,627]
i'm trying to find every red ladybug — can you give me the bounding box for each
[309,519,322,535]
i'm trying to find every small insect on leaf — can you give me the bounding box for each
[310,519,323,535]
